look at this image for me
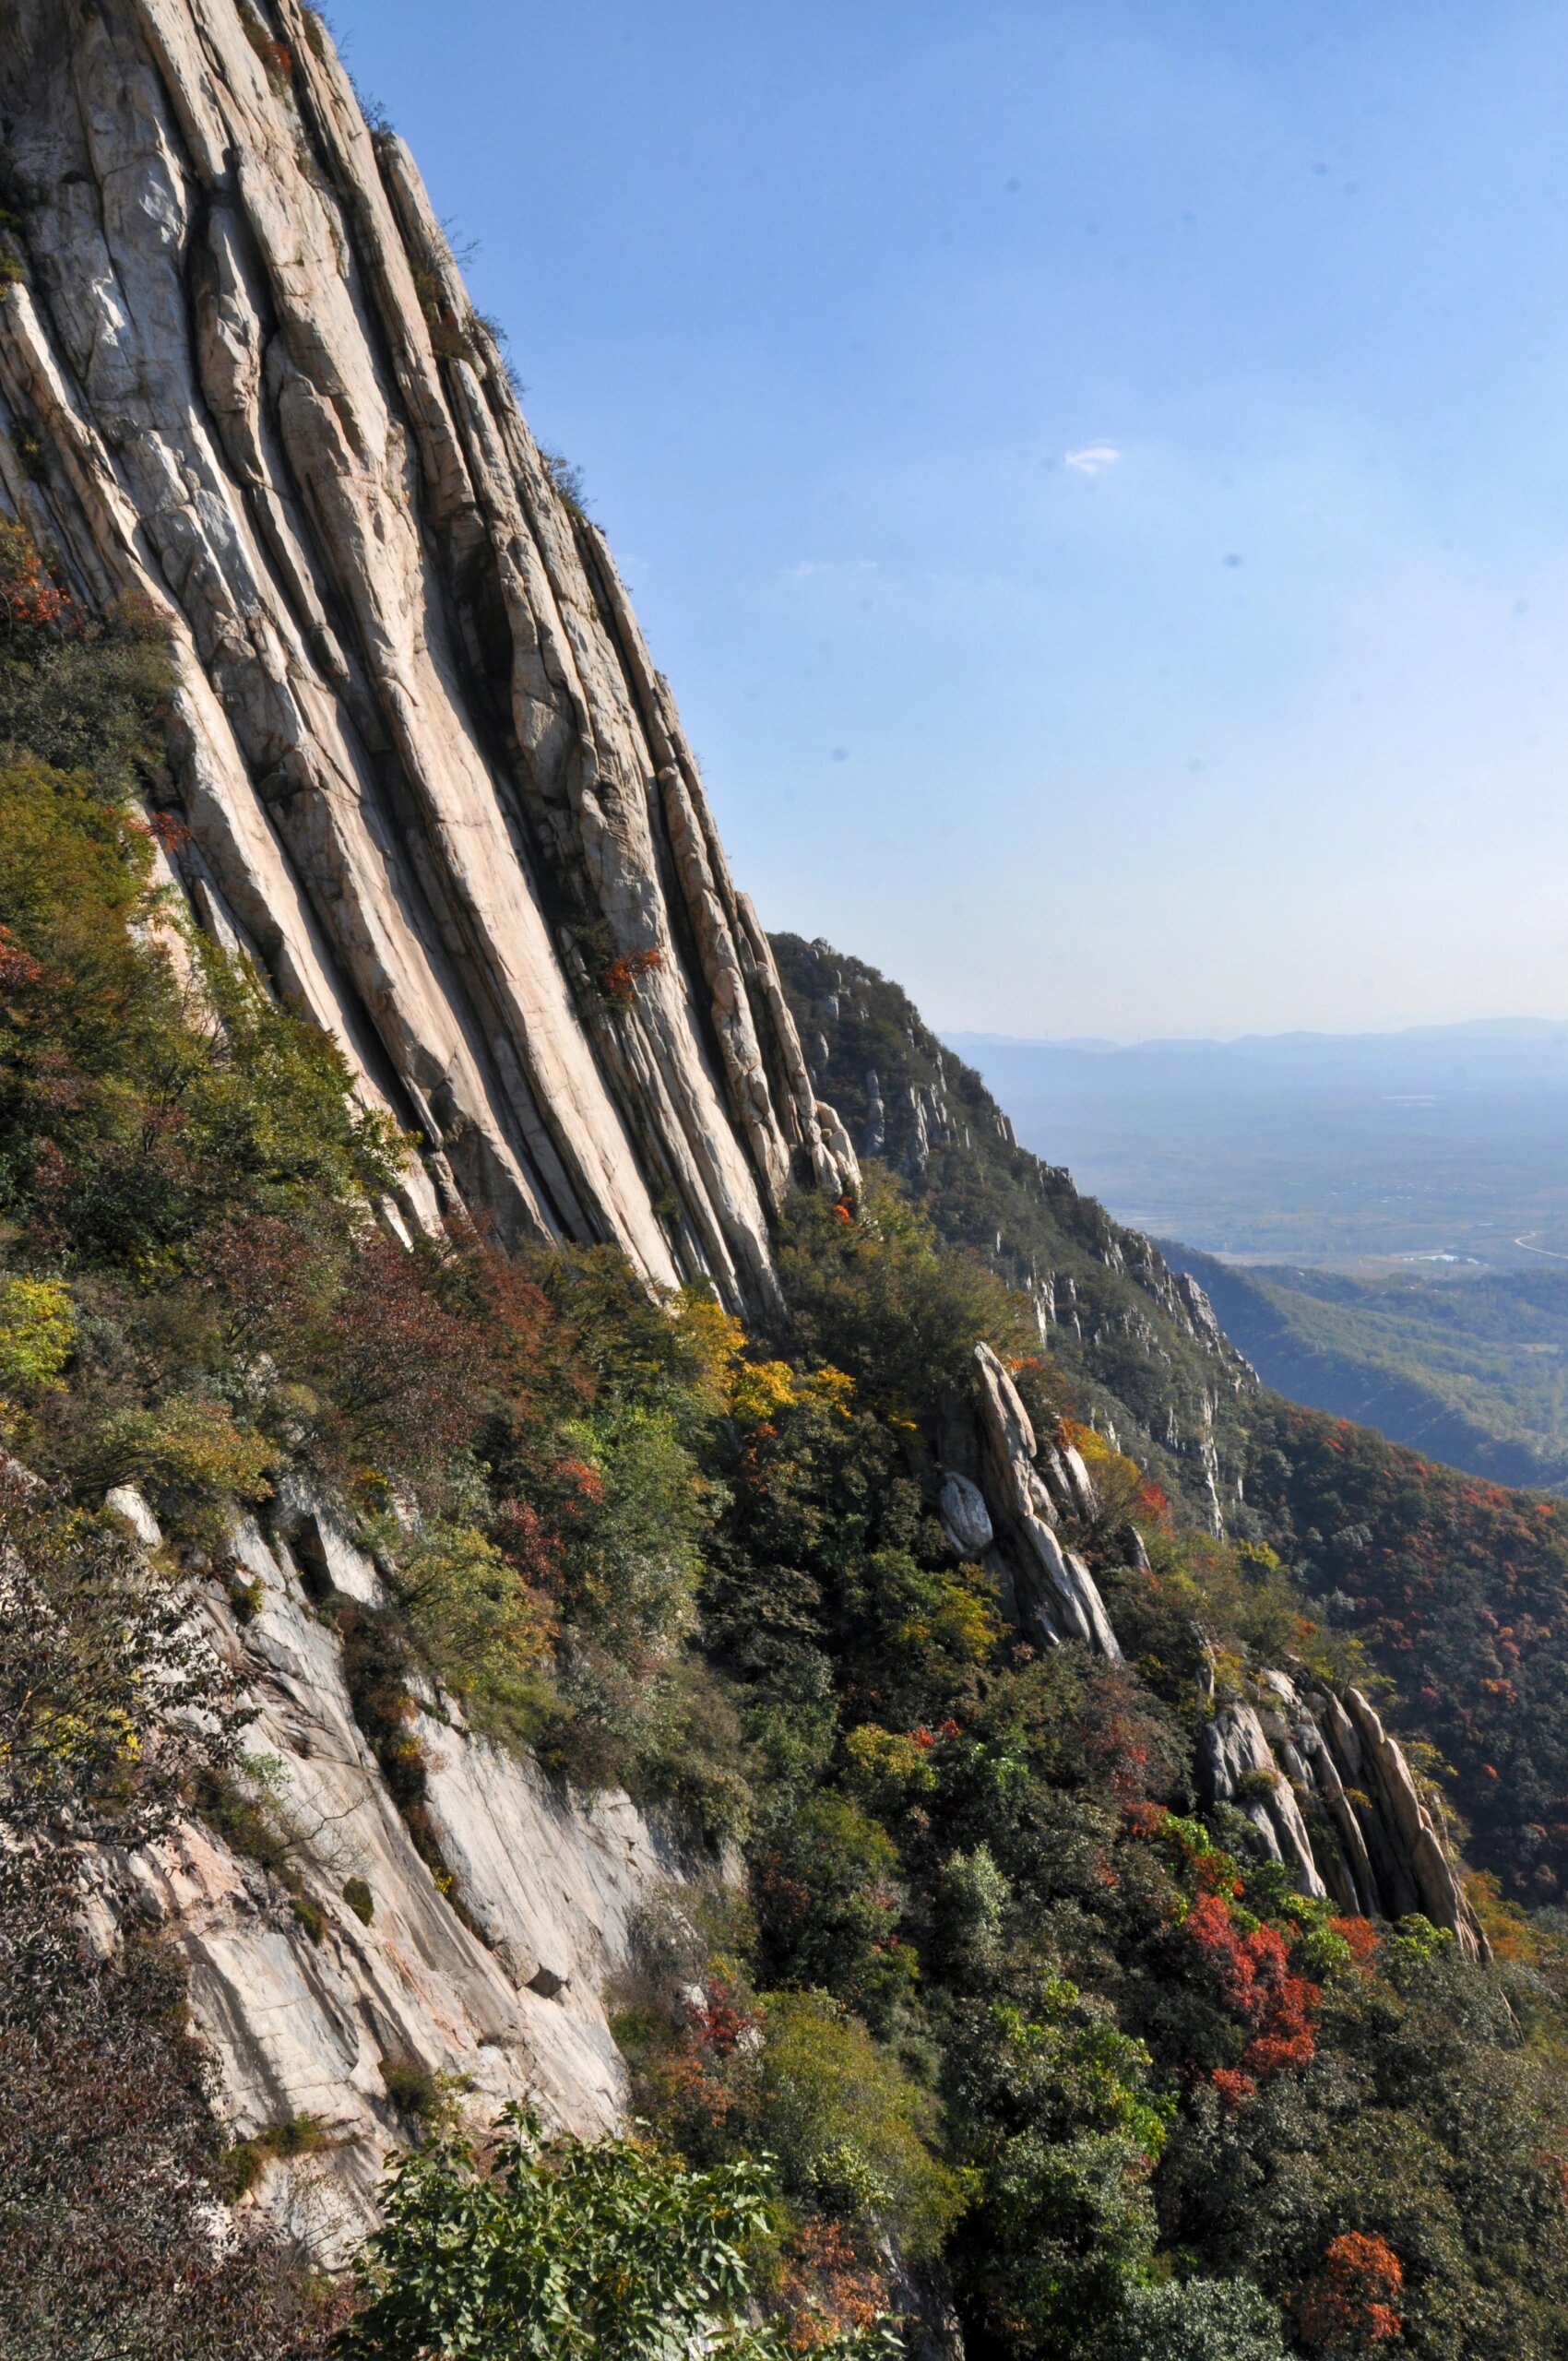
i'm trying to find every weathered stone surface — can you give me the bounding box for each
[1201,1698,1328,1901]
[1200,1665,1490,1959]
[0,0,851,1309]
[1338,1687,1489,1962]
[970,1343,1122,1659]
[101,1493,687,2265]
[939,1471,993,1559]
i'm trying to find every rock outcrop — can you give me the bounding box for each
[94,1489,687,2266]
[1201,1666,1489,1962]
[0,0,853,1310]
[940,1342,1123,1660]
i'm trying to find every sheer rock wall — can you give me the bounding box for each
[1201,1668,1490,1963]
[0,0,853,1307]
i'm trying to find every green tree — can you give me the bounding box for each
[343,2107,887,2360]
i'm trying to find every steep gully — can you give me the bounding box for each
[0,0,1484,2260]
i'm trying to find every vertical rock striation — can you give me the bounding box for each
[1201,1667,1490,1961]
[92,1488,689,2266]
[939,1341,1123,1660]
[0,0,854,1307]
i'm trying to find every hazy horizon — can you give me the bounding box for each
[947,1014,1568,1052]
[955,1020,1568,1264]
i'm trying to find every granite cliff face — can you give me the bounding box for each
[0,0,853,1309]
[92,1481,689,2264]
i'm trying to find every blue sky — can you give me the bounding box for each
[327,0,1568,1039]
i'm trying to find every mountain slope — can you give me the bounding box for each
[770,932,1258,1531]
[776,935,1568,1909]
[6,11,1568,2357]
[0,0,852,1308]
[1161,1245,1568,1493]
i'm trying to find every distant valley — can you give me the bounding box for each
[952,1019,1568,1489]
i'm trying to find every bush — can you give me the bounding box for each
[214,2114,329,2202]
[0,1275,75,1394]
[0,746,401,1275]
[1106,2278,1290,2360]
[749,1991,967,2261]
[0,1463,237,1844]
[89,1393,274,1546]
[388,1519,556,1748]
[775,1169,1034,1417]
[343,2106,886,2359]
[754,1792,916,2032]
[944,1978,1171,2357]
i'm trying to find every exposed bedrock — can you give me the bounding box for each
[1201,1667,1490,1962]
[0,0,854,1308]
[937,1346,1484,1961]
[89,1488,689,2267]
[938,1342,1123,1661]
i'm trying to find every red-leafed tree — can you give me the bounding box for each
[1298,2232,1404,2353]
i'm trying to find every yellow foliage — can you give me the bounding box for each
[0,1276,76,1393]
[731,1357,800,1427]
[896,1573,1003,1674]
[1063,1420,1147,1525]
[98,1394,274,1535]
[671,1287,746,1416]
[18,1703,141,1769]
[799,1364,856,1418]
[730,1354,855,1430]
[843,1722,938,1808]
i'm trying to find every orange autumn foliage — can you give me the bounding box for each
[1182,1892,1320,2080]
[1298,2231,1404,2352]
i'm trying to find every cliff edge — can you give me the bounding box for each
[0,0,853,1308]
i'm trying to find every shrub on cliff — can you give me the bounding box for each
[342,2106,889,2360]
[775,1168,1033,1417]
[0,1462,341,2356]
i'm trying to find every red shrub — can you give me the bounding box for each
[1183,1892,1320,2079]
[598,947,664,1006]
[0,525,82,635]
[1332,1915,1380,1964]
[1298,2232,1404,2352]
[1211,2066,1255,2107]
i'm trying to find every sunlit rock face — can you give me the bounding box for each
[89,1489,688,2267]
[0,0,854,1306]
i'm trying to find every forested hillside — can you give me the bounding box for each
[1164,1244,1568,1493]
[6,3,1568,2348]
[11,531,1568,2357]
[776,933,1568,1914]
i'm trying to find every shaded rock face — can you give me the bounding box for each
[0,0,852,1308]
[1202,1669,1490,1963]
[97,1491,686,2267]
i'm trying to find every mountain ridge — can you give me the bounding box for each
[4,10,1568,2357]
[0,0,854,1311]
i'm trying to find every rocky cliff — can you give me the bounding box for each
[0,0,853,1310]
[772,931,1258,1524]
[0,10,1535,2340]
[91,1479,689,2265]
[933,1341,1486,1964]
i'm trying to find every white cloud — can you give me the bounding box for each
[1063,443,1123,477]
